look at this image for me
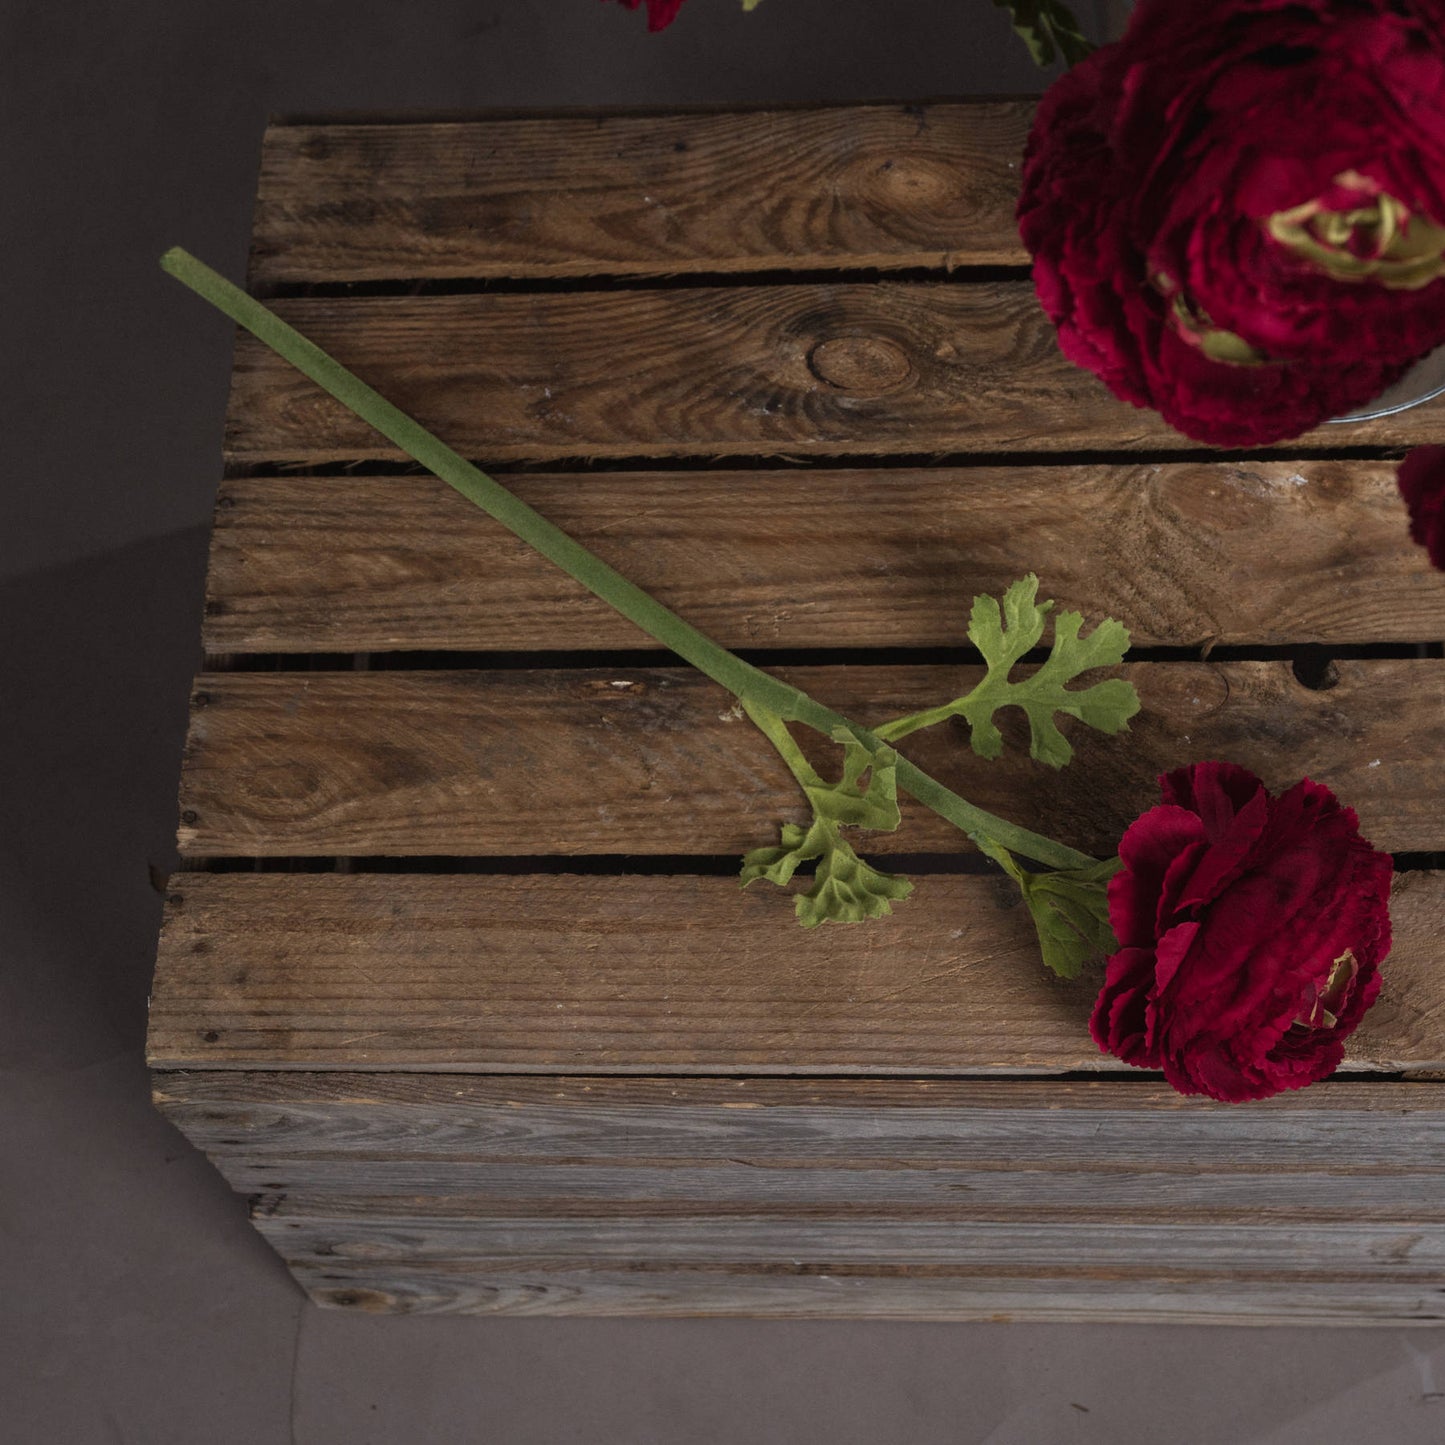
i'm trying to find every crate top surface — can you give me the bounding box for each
[149,101,1445,1089]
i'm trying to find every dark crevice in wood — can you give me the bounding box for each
[256,266,1034,301]
[218,443,1413,481]
[1392,853,1445,873]
[150,1062,1420,1085]
[178,850,1438,876]
[264,96,1047,129]
[198,642,1443,673]
[178,852,997,878]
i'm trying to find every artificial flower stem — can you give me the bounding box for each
[873,701,967,744]
[159,247,1098,874]
[740,698,825,791]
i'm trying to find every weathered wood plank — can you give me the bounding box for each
[175,661,1445,857]
[201,462,1445,654]
[144,871,1445,1072]
[217,1163,1445,1224]
[250,103,1034,287]
[150,1073,1445,1164]
[257,1216,1445,1270]
[284,1258,1445,1322]
[221,287,1445,464]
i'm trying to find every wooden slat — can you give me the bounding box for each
[221,287,1445,464]
[155,1072,1445,1320]
[212,1165,1445,1225]
[175,661,1445,857]
[282,1259,1445,1321]
[249,104,1034,288]
[151,1074,1445,1164]
[258,1216,1445,1269]
[144,871,1445,1072]
[201,462,1445,653]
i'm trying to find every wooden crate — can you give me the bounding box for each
[148,101,1445,1322]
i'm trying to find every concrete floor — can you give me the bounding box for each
[4,1,1445,1440]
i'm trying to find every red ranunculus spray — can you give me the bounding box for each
[158,247,1397,1105]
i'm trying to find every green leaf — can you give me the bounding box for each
[741,727,911,926]
[991,0,1095,69]
[978,838,1119,979]
[796,835,913,928]
[740,820,825,889]
[742,817,913,927]
[1016,857,1121,979]
[803,728,902,830]
[741,0,764,9]
[961,574,1139,768]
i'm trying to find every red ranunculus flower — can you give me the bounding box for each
[606,0,685,30]
[1019,0,1445,446]
[1090,761,1392,1102]
[1397,445,1445,570]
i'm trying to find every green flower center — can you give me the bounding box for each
[1265,173,1445,290]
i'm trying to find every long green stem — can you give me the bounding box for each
[740,698,824,791]
[160,247,1097,873]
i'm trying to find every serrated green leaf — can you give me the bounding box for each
[961,574,1139,768]
[803,729,902,830]
[741,725,910,926]
[740,820,825,888]
[795,834,913,928]
[991,0,1094,69]
[978,834,1119,977]
[742,816,912,926]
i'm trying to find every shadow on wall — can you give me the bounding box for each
[0,526,212,1071]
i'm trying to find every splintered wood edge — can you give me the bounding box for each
[144,870,1445,1074]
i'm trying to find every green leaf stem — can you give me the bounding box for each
[875,574,1139,767]
[159,247,1106,948]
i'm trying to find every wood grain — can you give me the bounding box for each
[153,1070,1445,1320]
[150,1073,1445,1163]
[175,660,1445,858]
[144,871,1445,1073]
[249,103,1034,287]
[215,1166,1445,1226]
[258,1216,1445,1267]
[283,1259,1445,1321]
[221,286,1445,464]
[200,462,1445,654]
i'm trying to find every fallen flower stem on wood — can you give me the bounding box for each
[160,245,1100,874]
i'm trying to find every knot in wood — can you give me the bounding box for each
[807,335,913,396]
[857,155,961,213]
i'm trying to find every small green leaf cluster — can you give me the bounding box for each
[739,576,1138,952]
[742,730,912,928]
[991,0,1095,69]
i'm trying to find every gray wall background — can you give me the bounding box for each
[5,1,1445,1440]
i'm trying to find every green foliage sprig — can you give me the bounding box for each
[160,247,1136,979]
[992,0,1095,69]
